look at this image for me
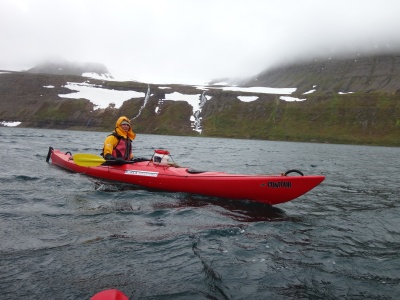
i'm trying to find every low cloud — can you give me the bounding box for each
[1,0,400,83]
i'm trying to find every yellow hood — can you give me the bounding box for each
[115,116,136,140]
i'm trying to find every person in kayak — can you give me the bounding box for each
[102,116,136,162]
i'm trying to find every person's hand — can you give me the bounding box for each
[105,154,115,160]
[115,157,125,165]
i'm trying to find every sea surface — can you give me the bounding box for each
[1,127,399,299]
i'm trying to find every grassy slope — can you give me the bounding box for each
[202,92,400,146]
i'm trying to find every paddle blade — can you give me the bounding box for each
[73,153,106,167]
[90,289,129,300]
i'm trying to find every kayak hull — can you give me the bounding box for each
[48,149,325,206]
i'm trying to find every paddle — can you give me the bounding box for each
[73,153,107,167]
[72,153,106,167]
[73,153,150,167]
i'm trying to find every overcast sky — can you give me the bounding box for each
[1,0,400,84]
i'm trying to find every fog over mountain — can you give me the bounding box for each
[27,60,110,77]
[1,0,400,84]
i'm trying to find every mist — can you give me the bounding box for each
[1,0,400,84]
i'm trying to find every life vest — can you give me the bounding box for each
[104,132,132,160]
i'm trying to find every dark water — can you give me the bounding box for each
[1,127,399,299]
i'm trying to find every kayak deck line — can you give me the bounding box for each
[46,147,325,206]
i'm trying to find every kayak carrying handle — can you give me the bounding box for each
[284,169,304,176]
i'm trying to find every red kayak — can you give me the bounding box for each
[91,289,128,300]
[46,147,325,206]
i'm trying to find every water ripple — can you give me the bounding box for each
[1,127,400,299]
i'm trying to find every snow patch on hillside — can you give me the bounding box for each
[279,96,306,102]
[221,86,296,94]
[82,72,115,80]
[238,96,259,102]
[58,82,145,109]
[303,89,316,94]
[1,121,21,127]
[164,92,205,113]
